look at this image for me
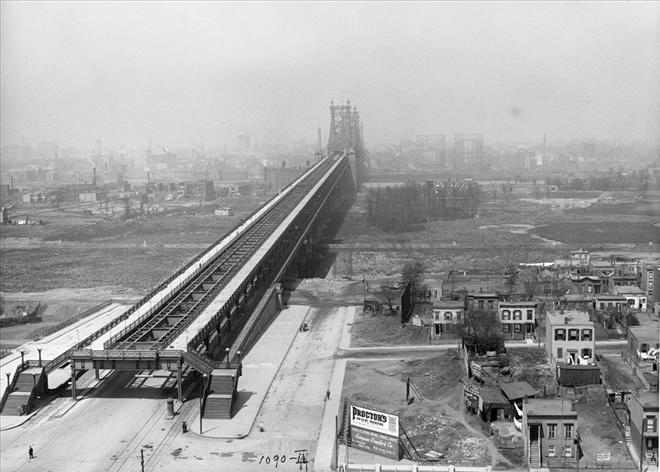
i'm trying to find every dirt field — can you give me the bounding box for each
[0,288,137,349]
[531,222,659,245]
[349,310,429,347]
[573,386,635,469]
[0,201,262,293]
[342,355,516,469]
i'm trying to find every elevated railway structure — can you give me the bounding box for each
[0,101,364,419]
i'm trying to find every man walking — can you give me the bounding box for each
[28,445,34,460]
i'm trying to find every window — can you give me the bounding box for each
[502,310,511,321]
[581,329,592,341]
[547,445,556,457]
[645,417,657,433]
[555,329,566,341]
[564,423,573,439]
[526,310,533,321]
[514,324,521,333]
[456,311,462,321]
[564,446,572,457]
[557,347,563,359]
[547,424,557,439]
[488,300,494,310]
[434,311,440,321]
[582,348,592,359]
[444,312,453,321]
[513,310,522,320]
[503,324,511,333]
[568,329,579,341]
[478,300,484,310]
[600,302,605,310]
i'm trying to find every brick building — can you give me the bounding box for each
[523,399,580,469]
[498,301,537,340]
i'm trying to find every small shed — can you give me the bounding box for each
[500,381,539,403]
[479,386,512,422]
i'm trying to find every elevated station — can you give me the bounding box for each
[1,102,366,422]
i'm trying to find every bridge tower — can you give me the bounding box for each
[327,100,367,187]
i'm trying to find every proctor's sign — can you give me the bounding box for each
[350,404,399,438]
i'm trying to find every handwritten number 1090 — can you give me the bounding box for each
[259,454,286,467]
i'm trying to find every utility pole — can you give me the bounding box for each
[140,448,144,472]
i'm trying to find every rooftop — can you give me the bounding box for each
[526,399,577,417]
[547,310,592,326]
[635,391,659,409]
[499,301,537,307]
[500,381,539,401]
[628,326,660,344]
[595,294,628,300]
[433,300,464,309]
[614,285,645,295]
[562,294,594,301]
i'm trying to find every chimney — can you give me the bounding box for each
[564,316,569,325]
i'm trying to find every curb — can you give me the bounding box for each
[0,411,38,431]
[193,306,311,440]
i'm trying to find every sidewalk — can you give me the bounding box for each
[189,304,310,438]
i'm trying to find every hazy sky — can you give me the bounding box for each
[1,1,659,149]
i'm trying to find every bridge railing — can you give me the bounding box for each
[186,154,348,353]
[103,158,332,350]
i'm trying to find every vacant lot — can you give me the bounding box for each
[531,222,659,244]
[342,355,516,469]
[349,310,429,347]
[574,386,635,470]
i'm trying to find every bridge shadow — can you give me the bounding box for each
[61,370,201,400]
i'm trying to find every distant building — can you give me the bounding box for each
[264,164,306,194]
[594,294,628,313]
[640,260,660,305]
[214,207,234,217]
[522,399,580,470]
[614,285,648,312]
[559,294,594,312]
[79,191,103,202]
[498,301,537,340]
[569,249,591,268]
[430,300,464,338]
[628,392,658,468]
[452,134,484,170]
[466,292,500,312]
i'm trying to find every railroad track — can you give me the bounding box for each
[109,157,336,351]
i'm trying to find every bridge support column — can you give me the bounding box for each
[70,364,77,400]
[177,362,183,402]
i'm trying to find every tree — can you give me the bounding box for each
[402,261,425,289]
[461,309,504,354]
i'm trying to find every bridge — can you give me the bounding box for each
[0,101,366,421]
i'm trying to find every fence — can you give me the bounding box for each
[341,465,493,472]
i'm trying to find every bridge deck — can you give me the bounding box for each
[98,154,344,352]
[0,303,129,402]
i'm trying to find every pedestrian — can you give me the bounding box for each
[326,389,330,400]
[28,445,34,460]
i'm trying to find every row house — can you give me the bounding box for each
[523,399,580,469]
[594,294,628,313]
[613,285,648,312]
[629,392,658,468]
[498,301,537,340]
[466,292,500,312]
[429,300,464,338]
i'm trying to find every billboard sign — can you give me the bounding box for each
[349,404,400,460]
[350,404,399,437]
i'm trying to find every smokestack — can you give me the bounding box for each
[10,175,14,189]
[92,167,97,187]
[317,127,323,153]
